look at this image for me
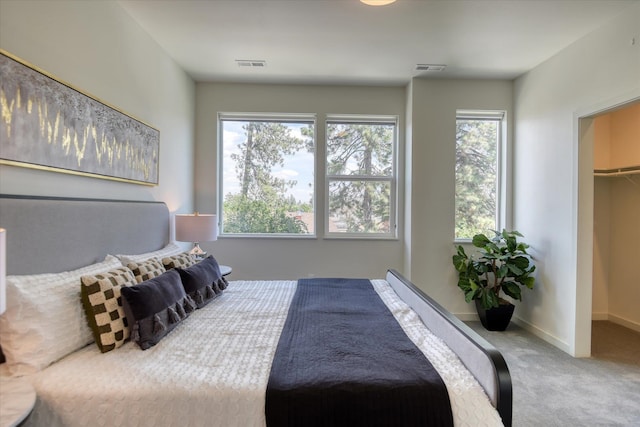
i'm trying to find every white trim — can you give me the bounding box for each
[608,314,640,333]
[591,312,609,321]
[326,114,397,124]
[452,312,479,322]
[218,112,316,123]
[510,316,572,355]
[591,313,640,333]
[456,110,505,120]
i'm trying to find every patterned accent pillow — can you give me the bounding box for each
[116,242,183,265]
[81,267,138,353]
[162,252,197,270]
[0,255,123,375]
[127,258,166,283]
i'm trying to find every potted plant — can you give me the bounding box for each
[452,230,535,331]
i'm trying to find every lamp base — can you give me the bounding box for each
[188,243,207,260]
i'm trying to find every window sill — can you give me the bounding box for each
[219,234,317,240]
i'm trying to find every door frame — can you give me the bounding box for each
[573,90,640,357]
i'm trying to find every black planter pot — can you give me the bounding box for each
[475,300,515,331]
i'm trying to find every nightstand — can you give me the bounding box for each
[0,376,36,427]
[219,265,232,276]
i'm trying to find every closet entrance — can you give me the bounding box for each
[590,101,640,362]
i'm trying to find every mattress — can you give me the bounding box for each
[22,280,502,427]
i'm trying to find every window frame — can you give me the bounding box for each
[217,112,317,238]
[324,114,398,240]
[454,110,507,243]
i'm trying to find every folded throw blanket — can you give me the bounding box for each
[266,277,454,427]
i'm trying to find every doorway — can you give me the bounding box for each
[576,97,640,357]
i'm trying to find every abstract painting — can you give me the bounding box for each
[0,50,159,185]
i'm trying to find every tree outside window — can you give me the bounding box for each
[219,116,315,235]
[455,112,503,240]
[326,118,396,236]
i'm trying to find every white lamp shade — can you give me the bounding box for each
[175,214,217,243]
[0,228,6,315]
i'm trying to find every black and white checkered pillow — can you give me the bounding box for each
[81,267,137,353]
[162,252,197,270]
[128,258,166,283]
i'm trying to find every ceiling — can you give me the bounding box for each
[118,0,638,86]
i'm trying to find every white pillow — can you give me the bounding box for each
[116,242,183,265]
[0,255,123,376]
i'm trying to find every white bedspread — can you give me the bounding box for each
[23,280,502,427]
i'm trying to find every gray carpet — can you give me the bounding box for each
[467,321,640,427]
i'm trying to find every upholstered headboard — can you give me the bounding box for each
[0,195,170,275]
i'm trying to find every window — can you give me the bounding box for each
[218,113,315,236]
[455,110,505,240]
[325,116,396,238]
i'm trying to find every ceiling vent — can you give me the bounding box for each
[416,64,446,72]
[236,59,267,68]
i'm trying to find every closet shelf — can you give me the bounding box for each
[594,165,640,177]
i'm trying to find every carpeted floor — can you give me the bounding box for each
[467,321,640,427]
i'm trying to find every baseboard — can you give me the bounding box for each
[591,312,640,333]
[453,312,479,322]
[591,312,609,321]
[455,312,573,354]
[510,316,572,354]
[608,314,640,333]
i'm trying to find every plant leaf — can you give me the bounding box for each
[452,254,467,271]
[480,290,499,309]
[472,234,491,248]
[522,276,535,289]
[512,256,530,269]
[457,277,471,292]
[503,281,522,300]
[497,264,508,278]
[507,263,524,276]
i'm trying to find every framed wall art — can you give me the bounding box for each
[0,50,160,185]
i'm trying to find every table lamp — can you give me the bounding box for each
[175,213,217,258]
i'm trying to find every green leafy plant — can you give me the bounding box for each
[452,230,536,309]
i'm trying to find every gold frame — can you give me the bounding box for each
[0,50,160,186]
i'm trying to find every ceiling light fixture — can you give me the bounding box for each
[360,0,397,6]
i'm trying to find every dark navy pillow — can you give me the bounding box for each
[176,255,227,309]
[121,269,195,350]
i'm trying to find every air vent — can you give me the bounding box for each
[236,59,267,68]
[416,64,446,72]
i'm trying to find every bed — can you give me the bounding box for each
[0,194,512,427]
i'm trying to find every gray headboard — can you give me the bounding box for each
[0,195,170,275]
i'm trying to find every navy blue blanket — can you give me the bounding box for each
[265,278,454,427]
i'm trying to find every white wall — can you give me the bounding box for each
[194,82,405,280]
[513,4,640,355]
[0,1,195,219]
[407,79,513,317]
